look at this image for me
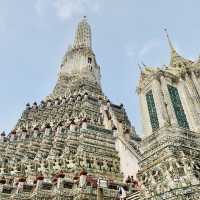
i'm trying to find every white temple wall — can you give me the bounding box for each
[139,92,151,137]
[191,72,200,97]
[115,138,139,181]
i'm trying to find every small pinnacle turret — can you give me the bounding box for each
[164,28,193,68]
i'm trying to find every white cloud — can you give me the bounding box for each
[35,0,43,16]
[125,45,136,58]
[53,0,101,20]
[138,38,161,59]
[53,0,84,20]
[35,0,101,21]
[125,39,163,66]
[35,0,52,17]
[125,39,161,60]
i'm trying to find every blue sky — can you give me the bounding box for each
[0,0,200,135]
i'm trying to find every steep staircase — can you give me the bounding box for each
[126,191,140,200]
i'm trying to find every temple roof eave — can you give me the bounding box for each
[138,58,200,94]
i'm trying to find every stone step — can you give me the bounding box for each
[126,191,140,200]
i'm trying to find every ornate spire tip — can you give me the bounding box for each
[164,28,174,51]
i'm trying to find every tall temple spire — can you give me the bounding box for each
[0,17,142,200]
[52,17,101,97]
[73,16,92,49]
